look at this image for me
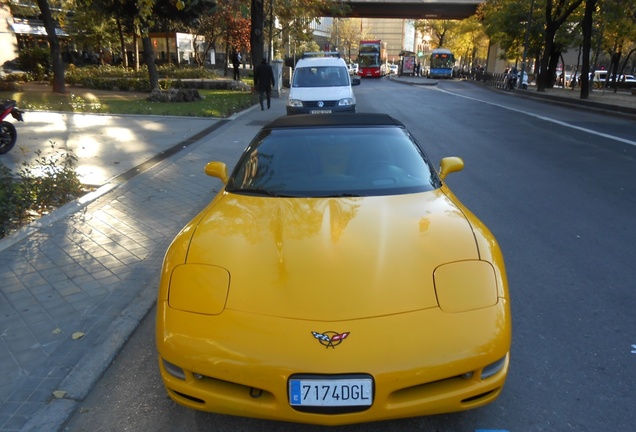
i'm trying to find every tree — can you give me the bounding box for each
[479,0,635,98]
[451,16,490,70]
[596,0,636,89]
[190,0,248,69]
[536,0,584,91]
[414,20,460,49]
[264,0,350,64]
[329,18,363,60]
[152,0,218,66]
[480,0,545,73]
[328,18,366,61]
[67,0,121,63]
[35,0,66,93]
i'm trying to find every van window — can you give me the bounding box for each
[293,67,350,87]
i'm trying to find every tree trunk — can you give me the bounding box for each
[610,50,621,93]
[165,27,171,66]
[580,0,596,99]
[547,48,561,87]
[35,0,65,93]
[133,33,140,71]
[117,18,128,68]
[142,35,160,90]
[619,48,636,76]
[251,0,264,67]
[225,27,230,77]
[537,22,557,92]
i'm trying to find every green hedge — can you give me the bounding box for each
[0,143,83,238]
[62,64,220,92]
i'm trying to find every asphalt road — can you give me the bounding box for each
[62,79,636,432]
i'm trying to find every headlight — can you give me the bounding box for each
[168,264,229,315]
[338,98,354,106]
[288,99,303,107]
[162,358,186,380]
[481,355,508,379]
[433,260,498,312]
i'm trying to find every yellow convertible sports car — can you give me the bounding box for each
[156,113,511,425]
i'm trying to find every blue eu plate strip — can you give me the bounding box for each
[290,380,301,405]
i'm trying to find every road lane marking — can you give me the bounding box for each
[433,87,636,147]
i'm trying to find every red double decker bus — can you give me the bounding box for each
[358,40,386,78]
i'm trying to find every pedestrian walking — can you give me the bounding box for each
[231,49,240,80]
[254,57,275,110]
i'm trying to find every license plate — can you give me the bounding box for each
[289,378,373,407]
[310,109,332,114]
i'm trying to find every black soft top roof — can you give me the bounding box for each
[264,113,405,129]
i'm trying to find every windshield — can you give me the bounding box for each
[358,54,380,68]
[226,127,440,198]
[431,53,454,69]
[292,66,350,87]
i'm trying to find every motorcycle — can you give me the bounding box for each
[0,99,25,154]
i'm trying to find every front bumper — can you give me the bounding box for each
[156,301,511,425]
[286,104,356,115]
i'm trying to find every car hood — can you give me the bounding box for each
[185,190,478,320]
[289,86,354,102]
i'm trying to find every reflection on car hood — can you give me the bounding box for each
[186,190,478,320]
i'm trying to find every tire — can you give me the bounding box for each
[0,121,17,154]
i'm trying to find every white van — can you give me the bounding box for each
[287,52,361,115]
[593,70,608,82]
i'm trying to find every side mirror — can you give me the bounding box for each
[438,157,464,181]
[204,161,229,183]
[351,77,361,86]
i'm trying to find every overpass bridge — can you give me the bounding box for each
[326,0,482,20]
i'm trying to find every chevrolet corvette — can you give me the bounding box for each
[156,113,511,425]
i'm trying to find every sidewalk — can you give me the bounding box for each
[1,78,634,432]
[388,73,636,119]
[0,94,287,432]
[1,112,222,188]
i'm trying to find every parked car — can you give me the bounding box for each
[592,70,609,83]
[156,113,512,426]
[388,63,398,75]
[620,74,636,84]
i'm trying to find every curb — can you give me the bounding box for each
[514,88,636,120]
[387,75,439,86]
[464,79,636,121]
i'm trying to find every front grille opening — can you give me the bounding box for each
[461,389,497,404]
[172,389,205,404]
[291,405,371,415]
